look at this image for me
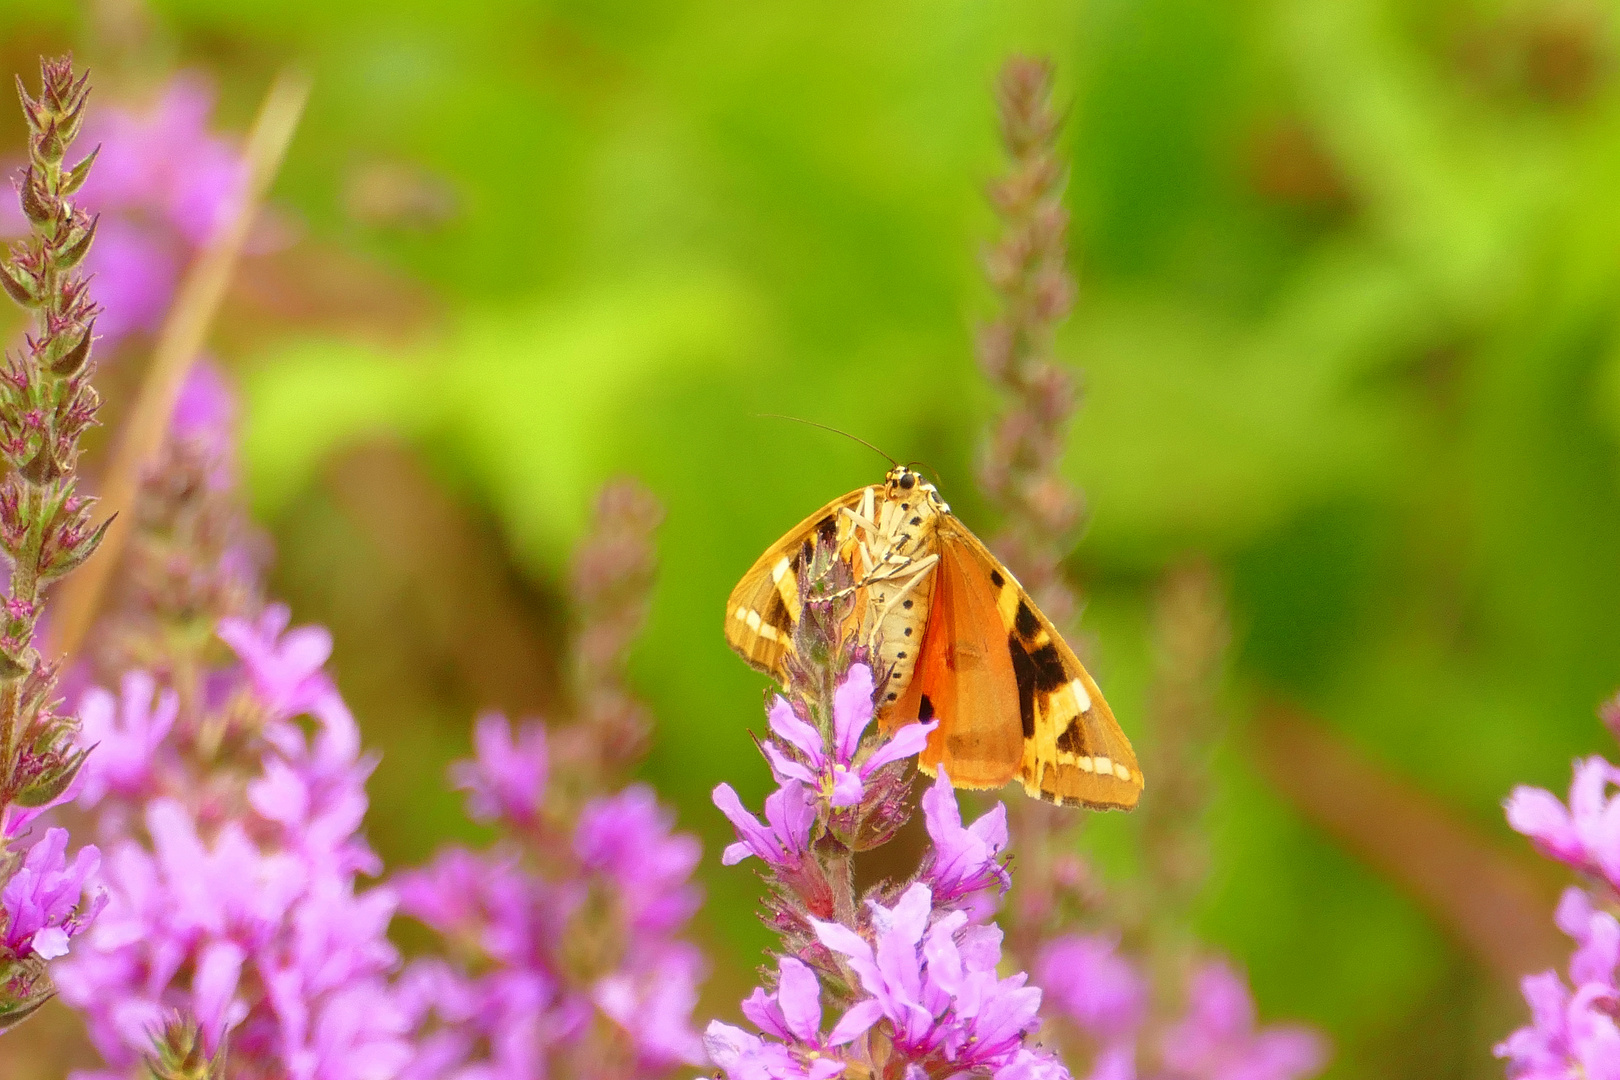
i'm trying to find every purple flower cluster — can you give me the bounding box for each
[1499,750,1620,1078]
[395,712,707,1078]
[58,607,409,1079]
[708,656,1063,1080]
[1032,933,1324,1080]
[1496,888,1620,1077]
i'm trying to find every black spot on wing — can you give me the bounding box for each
[1008,634,1037,739]
[989,569,1005,589]
[1056,718,1086,756]
[918,694,935,721]
[762,587,790,631]
[1014,600,1041,641]
[1028,643,1068,691]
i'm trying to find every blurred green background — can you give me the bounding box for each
[8,0,1620,1077]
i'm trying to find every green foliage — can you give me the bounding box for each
[14,0,1620,1074]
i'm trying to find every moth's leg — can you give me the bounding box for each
[867,553,938,623]
[839,505,880,538]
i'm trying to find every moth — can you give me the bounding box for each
[726,465,1141,810]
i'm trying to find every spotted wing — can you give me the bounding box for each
[724,487,868,681]
[889,518,1142,810]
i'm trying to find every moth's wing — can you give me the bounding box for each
[893,518,1143,810]
[725,487,868,680]
[886,521,1024,788]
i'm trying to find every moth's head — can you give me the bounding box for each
[884,465,922,494]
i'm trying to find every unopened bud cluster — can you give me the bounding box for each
[143,1013,227,1080]
[0,55,108,1035]
[0,56,105,815]
[976,57,1084,627]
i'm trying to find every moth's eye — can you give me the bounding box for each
[899,473,916,490]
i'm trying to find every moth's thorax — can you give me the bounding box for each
[842,479,944,709]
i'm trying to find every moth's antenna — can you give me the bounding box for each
[905,459,939,482]
[754,414,899,466]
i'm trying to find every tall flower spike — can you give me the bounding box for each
[395,479,709,1078]
[0,53,106,1033]
[706,517,1072,1078]
[975,55,1082,628]
[58,364,410,1077]
[965,56,1325,1080]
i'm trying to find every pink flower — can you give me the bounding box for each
[576,785,702,939]
[1497,887,1620,1080]
[218,605,336,721]
[761,665,935,808]
[1505,758,1620,890]
[75,672,178,808]
[1159,961,1327,1080]
[812,883,1047,1071]
[451,712,548,826]
[0,828,102,961]
[1036,935,1146,1041]
[713,780,815,869]
[920,768,1011,909]
[705,959,876,1080]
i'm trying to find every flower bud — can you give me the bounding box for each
[0,962,52,1034]
[0,261,38,308]
[60,145,98,196]
[145,1013,228,1080]
[17,168,53,229]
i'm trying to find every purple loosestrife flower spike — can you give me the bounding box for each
[10,76,251,350]
[707,520,1074,1079]
[0,52,108,1033]
[395,481,708,1078]
[812,883,1048,1071]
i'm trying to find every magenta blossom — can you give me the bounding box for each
[1,828,103,962]
[712,780,816,869]
[58,798,407,1072]
[920,767,1011,912]
[396,708,708,1078]
[812,882,1052,1074]
[1497,887,1620,1080]
[1036,935,1146,1043]
[217,604,337,722]
[1505,757,1620,892]
[761,664,936,807]
[75,672,178,808]
[1159,961,1327,1080]
[705,956,878,1080]
[576,785,703,939]
[452,712,548,826]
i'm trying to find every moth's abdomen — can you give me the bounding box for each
[858,493,941,713]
